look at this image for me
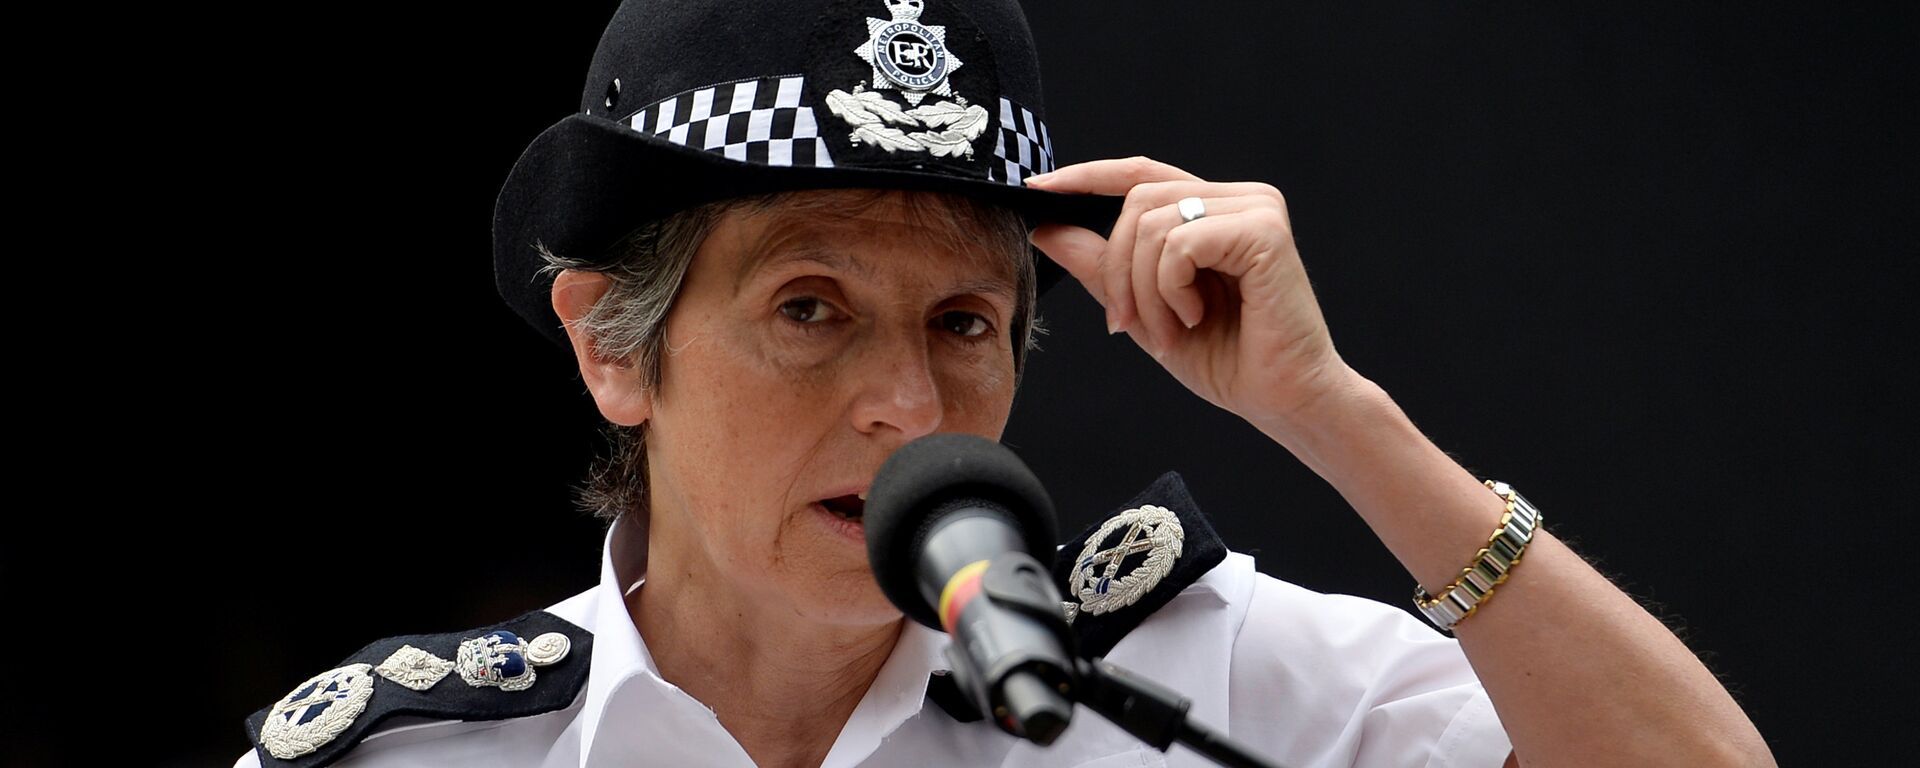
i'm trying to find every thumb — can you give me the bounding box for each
[1029,223,1110,307]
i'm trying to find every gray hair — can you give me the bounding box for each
[533,188,1044,527]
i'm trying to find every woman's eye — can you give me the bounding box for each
[778,297,833,324]
[938,311,991,338]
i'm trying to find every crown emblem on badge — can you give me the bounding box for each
[828,0,989,158]
[455,629,573,692]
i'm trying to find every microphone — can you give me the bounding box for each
[864,433,1077,745]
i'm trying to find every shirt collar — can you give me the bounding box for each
[576,513,951,768]
[577,512,655,767]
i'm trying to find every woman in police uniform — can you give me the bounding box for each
[236,1,1773,766]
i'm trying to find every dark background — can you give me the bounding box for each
[22,2,1908,766]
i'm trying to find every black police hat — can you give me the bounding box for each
[493,0,1126,352]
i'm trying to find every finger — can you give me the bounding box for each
[1108,181,1281,334]
[1158,240,1203,331]
[1028,223,1110,308]
[1157,207,1293,306]
[1136,196,1269,336]
[1116,180,1286,215]
[1022,155,1201,195]
[1130,202,1188,350]
[1101,191,1146,333]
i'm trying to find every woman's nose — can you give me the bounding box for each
[849,331,944,441]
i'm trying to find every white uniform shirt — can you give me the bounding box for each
[236,511,1512,768]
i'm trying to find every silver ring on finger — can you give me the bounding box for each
[1177,196,1207,224]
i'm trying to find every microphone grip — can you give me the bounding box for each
[999,669,1072,745]
[917,505,1078,744]
[914,506,1027,614]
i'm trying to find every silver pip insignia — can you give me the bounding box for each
[374,644,454,691]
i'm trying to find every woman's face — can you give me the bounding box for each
[644,191,1022,626]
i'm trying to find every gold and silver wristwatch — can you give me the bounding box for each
[1413,480,1543,632]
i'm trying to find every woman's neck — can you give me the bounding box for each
[630,545,902,768]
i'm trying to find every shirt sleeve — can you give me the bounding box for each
[1227,570,1513,768]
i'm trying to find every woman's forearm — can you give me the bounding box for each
[1252,373,1775,766]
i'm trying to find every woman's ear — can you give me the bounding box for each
[552,269,652,426]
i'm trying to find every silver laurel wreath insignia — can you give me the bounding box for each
[258,663,376,759]
[1066,505,1185,623]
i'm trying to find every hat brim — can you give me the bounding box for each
[493,112,1125,353]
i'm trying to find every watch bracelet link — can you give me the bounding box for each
[1413,480,1542,632]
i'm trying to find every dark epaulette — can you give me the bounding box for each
[243,609,593,768]
[928,470,1227,722]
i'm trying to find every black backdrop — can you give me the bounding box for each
[24,2,1908,766]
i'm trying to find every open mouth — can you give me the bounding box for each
[819,492,867,522]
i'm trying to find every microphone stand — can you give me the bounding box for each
[962,555,1289,768]
[1073,657,1285,768]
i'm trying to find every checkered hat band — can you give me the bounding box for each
[990,97,1055,185]
[620,75,835,167]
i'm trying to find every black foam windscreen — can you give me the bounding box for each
[864,433,1058,629]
